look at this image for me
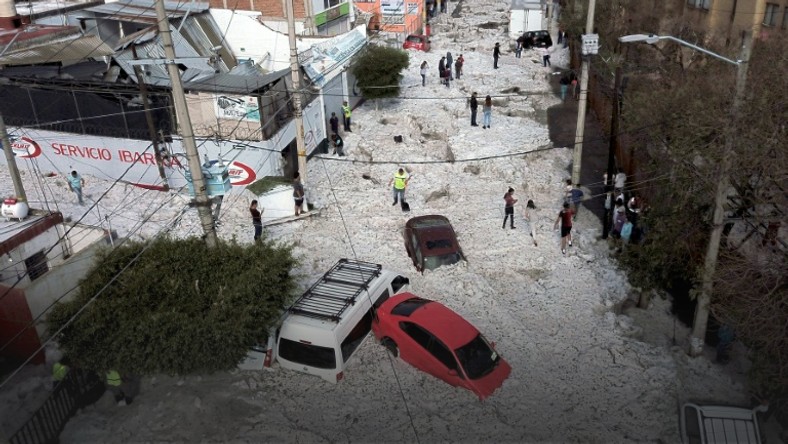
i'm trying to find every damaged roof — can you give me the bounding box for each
[82,0,209,24]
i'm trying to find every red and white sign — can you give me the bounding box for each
[228,161,256,186]
[11,137,42,158]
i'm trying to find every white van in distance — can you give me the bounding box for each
[275,259,409,383]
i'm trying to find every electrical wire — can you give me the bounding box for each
[317,156,421,444]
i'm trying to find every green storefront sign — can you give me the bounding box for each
[315,2,350,26]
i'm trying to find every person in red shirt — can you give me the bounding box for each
[553,202,574,254]
[503,187,517,229]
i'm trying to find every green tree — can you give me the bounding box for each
[350,45,409,100]
[46,237,297,375]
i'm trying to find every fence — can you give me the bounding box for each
[9,369,105,444]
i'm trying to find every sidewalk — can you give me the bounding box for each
[546,72,609,225]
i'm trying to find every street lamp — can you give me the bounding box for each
[618,33,742,66]
[619,32,752,357]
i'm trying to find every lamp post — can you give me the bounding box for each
[618,32,752,357]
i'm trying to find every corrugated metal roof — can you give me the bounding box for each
[183,68,289,94]
[83,0,208,24]
[0,61,107,79]
[0,34,115,66]
[114,29,213,86]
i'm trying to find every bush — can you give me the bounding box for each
[46,237,297,375]
[350,45,409,99]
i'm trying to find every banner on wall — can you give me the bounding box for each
[3,128,281,192]
[215,95,261,122]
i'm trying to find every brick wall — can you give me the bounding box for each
[207,0,307,18]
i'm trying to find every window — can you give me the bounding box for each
[278,339,336,369]
[428,339,458,371]
[373,289,390,309]
[687,0,710,9]
[323,0,340,9]
[455,334,499,380]
[392,298,430,316]
[782,7,788,28]
[411,234,423,267]
[391,275,409,293]
[763,3,779,26]
[25,251,48,281]
[340,310,373,362]
[425,238,452,250]
[399,321,431,349]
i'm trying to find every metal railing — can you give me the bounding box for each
[9,369,105,444]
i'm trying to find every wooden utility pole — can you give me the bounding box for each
[689,32,753,356]
[285,0,308,204]
[0,113,26,201]
[153,0,217,246]
[131,44,169,190]
[571,0,596,185]
[602,66,622,239]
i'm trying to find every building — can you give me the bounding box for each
[684,0,788,44]
[0,212,107,365]
[207,0,354,35]
[355,0,425,38]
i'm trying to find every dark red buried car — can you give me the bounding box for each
[372,292,511,400]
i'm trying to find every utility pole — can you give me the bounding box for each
[285,0,309,204]
[689,32,752,356]
[131,44,169,190]
[0,113,26,201]
[153,0,217,246]
[602,66,622,239]
[571,0,597,185]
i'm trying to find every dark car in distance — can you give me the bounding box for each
[404,215,465,272]
[518,30,552,48]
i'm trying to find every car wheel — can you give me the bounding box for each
[381,338,399,357]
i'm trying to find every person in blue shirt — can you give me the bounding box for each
[67,170,85,205]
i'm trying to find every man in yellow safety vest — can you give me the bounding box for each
[388,168,410,206]
[105,369,129,404]
[341,101,352,132]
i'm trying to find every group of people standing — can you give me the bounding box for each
[425,52,464,88]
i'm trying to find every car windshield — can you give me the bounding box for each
[407,36,422,43]
[455,334,499,380]
[424,253,462,270]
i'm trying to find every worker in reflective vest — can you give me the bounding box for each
[341,101,352,132]
[106,369,127,404]
[388,168,410,206]
[51,357,70,389]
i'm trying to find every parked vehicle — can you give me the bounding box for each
[275,259,410,383]
[680,402,767,444]
[372,292,511,400]
[403,34,430,52]
[404,215,465,272]
[518,30,552,48]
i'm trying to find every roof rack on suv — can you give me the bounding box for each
[288,259,383,322]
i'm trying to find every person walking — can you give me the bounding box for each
[250,200,263,241]
[331,133,345,156]
[502,187,517,229]
[559,75,569,101]
[493,43,501,69]
[553,202,574,255]
[341,101,352,132]
[515,41,523,58]
[446,52,453,80]
[329,112,339,136]
[420,61,429,86]
[67,170,85,205]
[388,167,410,207]
[438,56,446,79]
[540,46,551,67]
[570,72,579,100]
[569,183,584,219]
[455,54,464,80]
[523,199,538,246]
[469,92,479,126]
[293,172,305,216]
[482,95,492,129]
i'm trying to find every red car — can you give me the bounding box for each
[402,34,430,52]
[372,292,511,400]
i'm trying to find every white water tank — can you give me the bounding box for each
[1,198,29,220]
